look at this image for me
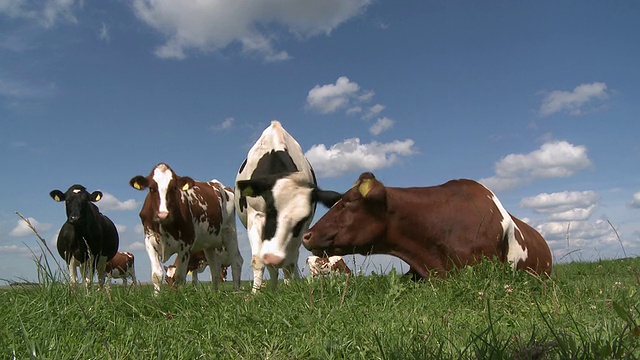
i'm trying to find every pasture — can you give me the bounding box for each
[1,256,639,359]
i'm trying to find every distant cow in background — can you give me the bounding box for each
[130,163,242,294]
[106,251,137,286]
[306,255,352,277]
[235,120,341,292]
[164,250,229,287]
[50,184,119,287]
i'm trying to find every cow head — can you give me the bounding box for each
[129,163,195,223]
[50,185,103,225]
[302,172,388,256]
[237,172,342,266]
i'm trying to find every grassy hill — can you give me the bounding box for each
[2,257,639,359]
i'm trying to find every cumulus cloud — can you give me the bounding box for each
[369,117,394,136]
[128,241,146,251]
[98,22,110,42]
[211,117,234,131]
[305,138,416,177]
[132,0,371,60]
[10,217,52,237]
[306,76,362,114]
[540,82,609,116]
[0,0,80,28]
[480,141,592,192]
[520,191,600,221]
[630,191,640,209]
[97,192,139,211]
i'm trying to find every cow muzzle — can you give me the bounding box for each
[263,253,284,267]
[156,211,170,221]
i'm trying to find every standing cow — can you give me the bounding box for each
[106,251,137,286]
[130,163,242,294]
[306,255,352,277]
[50,184,119,287]
[235,120,341,292]
[303,172,553,278]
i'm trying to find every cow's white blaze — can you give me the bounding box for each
[153,166,173,215]
[487,191,529,269]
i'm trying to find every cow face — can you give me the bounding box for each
[130,163,195,223]
[303,172,388,257]
[50,185,103,225]
[237,172,341,266]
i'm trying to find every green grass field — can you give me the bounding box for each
[2,257,639,359]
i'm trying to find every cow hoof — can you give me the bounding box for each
[263,253,284,267]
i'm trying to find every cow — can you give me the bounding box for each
[129,163,242,294]
[235,120,341,292]
[302,172,553,279]
[50,184,119,287]
[106,251,137,286]
[165,249,229,287]
[306,255,352,277]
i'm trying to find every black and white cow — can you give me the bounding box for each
[130,163,242,294]
[50,184,119,287]
[235,120,341,292]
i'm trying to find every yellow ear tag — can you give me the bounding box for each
[241,186,254,197]
[133,182,141,190]
[54,195,61,202]
[94,194,102,201]
[358,179,372,198]
[182,183,190,191]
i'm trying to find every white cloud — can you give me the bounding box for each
[369,117,394,136]
[211,117,234,131]
[128,241,146,251]
[132,0,371,61]
[97,192,139,211]
[10,217,52,237]
[134,224,144,234]
[305,137,416,177]
[0,0,80,28]
[630,191,640,209]
[520,190,600,221]
[363,104,385,120]
[0,75,56,100]
[306,76,362,114]
[115,223,127,234]
[98,22,110,42]
[540,82,609,116]
[480,141,592,192]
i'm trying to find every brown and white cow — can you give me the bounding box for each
[106,251,137,286]
[130,163,243,294]
[235,120,341,292]
[303,172,552,279]
[306,255,352,277]
[165,249,229,286]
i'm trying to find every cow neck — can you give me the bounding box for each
[74,204,103,240]
[382,186,443,279]
[161,191,195,244]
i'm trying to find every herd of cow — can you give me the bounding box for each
[49,121,553,295]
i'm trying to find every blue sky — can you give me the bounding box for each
[1,0,639,284]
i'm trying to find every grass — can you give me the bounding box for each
[1,256,640,359]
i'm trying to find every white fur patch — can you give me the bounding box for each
[486,189,528,269]
[153,166,173,214]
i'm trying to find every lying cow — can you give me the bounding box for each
[306,255,352,277]
[235,120,341,292]
[106,251,137,286]
[165,249,229,287]
[303,172,552,279]
[130,163,243,294]
[50,185,119,287]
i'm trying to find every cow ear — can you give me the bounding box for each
[314,189,343,208]
[50,190,65,202]
[178,177,195,191]
[130,176,149,191]
[90,191,103,202]
[358,179,385,201]
[358,179,374,197]
[237,177,277,198]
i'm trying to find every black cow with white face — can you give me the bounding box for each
[235,120,341,292]
[50,184,119,287]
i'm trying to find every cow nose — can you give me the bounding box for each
[263,253,284,267]
[157,211,169,220]
[302,231,313,249]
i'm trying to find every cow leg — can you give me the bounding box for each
[145,235,164,295]
[172,250,191,288]
[203,248,222,291]
[192,271,199,286]
[248,212,266,293]
[266,266,278,290]
[96,255,108,288]
[282,262,300,285]
[230,251,243,291]
[80,258,93,289]
[68,258,79,285]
